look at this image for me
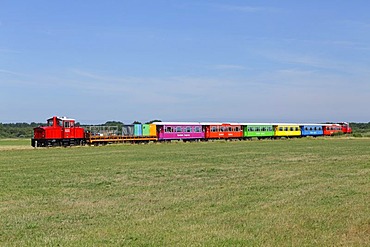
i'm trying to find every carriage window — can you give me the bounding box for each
[249,127,255,132]
[269,127,273,131]
[279,127,283,131]
[255,127,260,132]
[195,126,201,132]
[261,127,266,131]
[220,127,225,132]
[284,127,288,131]
[295,127,299,131]
[165,127,173,132]
[176,127,182,132]
[228,127,232,132]
[185,126,192,132]
[235,127,240,132]
[211,126,217,132]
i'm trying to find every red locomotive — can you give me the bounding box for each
[32,116,85,147]
[339,122,352,134]
[322,123,352,136]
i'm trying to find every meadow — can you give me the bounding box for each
[0,138,369,246]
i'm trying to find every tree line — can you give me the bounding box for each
[0,122,43,138]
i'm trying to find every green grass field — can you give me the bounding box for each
[1,138,369,246]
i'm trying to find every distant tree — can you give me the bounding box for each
[105,121,124,127]
[132,121,141,124]
[105,121,123,125]
[349,122,370,133]
[145,119,162,124]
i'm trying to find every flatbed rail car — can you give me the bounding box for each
[85,134,157,145]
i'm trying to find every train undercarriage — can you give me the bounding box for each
[31,138,86,147]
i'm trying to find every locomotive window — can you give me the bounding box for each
[165,127,173,132]
[48,120,53,126]
[195,126,201,132]
[64,122,70,128]
[175,126,182,132]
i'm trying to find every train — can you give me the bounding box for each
[31,116,352,147]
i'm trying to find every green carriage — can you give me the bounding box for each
[242,124,274,139]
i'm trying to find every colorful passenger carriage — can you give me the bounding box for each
[202,123,243,140]
[153,122,204,141]
[242,123,274,139]
[274,124,301,137]
[301,124,324,137]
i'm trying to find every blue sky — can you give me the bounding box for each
[1,1,370,124]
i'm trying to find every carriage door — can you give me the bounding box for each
[205,125,210,139]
